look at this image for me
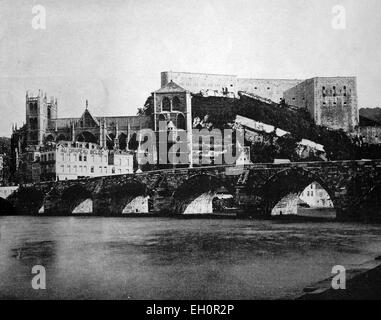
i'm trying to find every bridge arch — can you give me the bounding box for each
[61,184,94,214]
[96,178,150,215]
[257,167,337,217]
[12,187,45,215]
[172,173,236,214]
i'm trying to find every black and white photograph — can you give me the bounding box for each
[1,0,381,308]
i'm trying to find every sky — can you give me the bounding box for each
[1,0,381,136]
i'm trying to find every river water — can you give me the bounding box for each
[1,216,381,300]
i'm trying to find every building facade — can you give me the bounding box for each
[39,141,133,181]
[299,182,334,208]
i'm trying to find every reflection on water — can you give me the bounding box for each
[1,216,381,299]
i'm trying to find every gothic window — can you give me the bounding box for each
[29,103,38,114]
[172,96,181,111]
[30,118,38,130]
[162,97,171,112]
[177,114,186,130]
[119,133,127,150]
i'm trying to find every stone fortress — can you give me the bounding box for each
[161,71,359,132]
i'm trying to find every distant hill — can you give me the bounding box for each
[359,108,381,124]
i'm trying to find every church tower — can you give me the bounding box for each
[26,90,58,146]
[152,80,193,167]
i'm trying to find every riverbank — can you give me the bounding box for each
[297,257,381,300]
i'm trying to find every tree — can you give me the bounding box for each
[137,96,154,116]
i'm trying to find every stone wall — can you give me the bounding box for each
[161,71,303,102]
[161,71,237,95]
[237,78,302,103]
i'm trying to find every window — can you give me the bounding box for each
[307,191,310,196]
[112,167,115,174]
[91,166,94,173]
[172,96,181,111]
[177,114,186,130]
[162,97,171,112]
[311,191,314,196]
[79,155,82,161]
[84,155,87,162]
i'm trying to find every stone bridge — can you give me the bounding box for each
[3,160,381,220]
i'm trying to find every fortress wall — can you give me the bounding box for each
[161,71,237,94]
[237,78,303,103]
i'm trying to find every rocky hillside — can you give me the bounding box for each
[192,93,361,160]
